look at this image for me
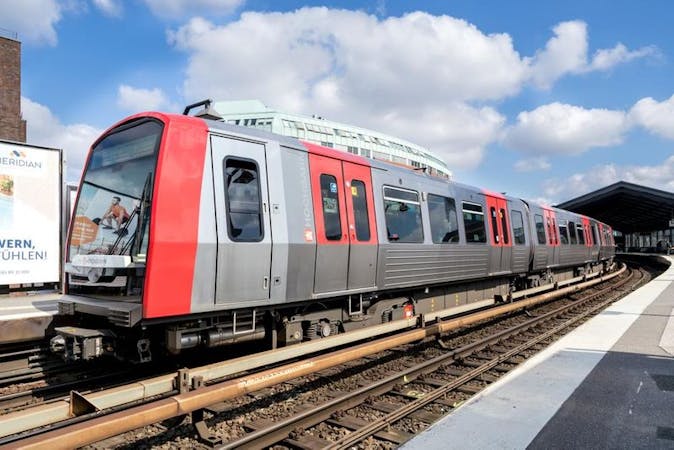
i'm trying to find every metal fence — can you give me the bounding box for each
[0,28,18,41]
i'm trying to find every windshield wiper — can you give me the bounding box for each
[130,172,153,259]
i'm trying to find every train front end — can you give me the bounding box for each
[53,116,165,362]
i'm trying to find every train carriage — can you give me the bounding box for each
[53,108,615,362]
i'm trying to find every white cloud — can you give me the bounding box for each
[589,43,659,71]
[21,97,101,182]
[514,157,551,172]
[629,94,674,140]
[0,0,62,45]
[92,0,122,17]
[542,156,674,203]
[166,11,656,169]
[503,102,628,155]
[169,9,526,168]
[143,0,243,19]
[529,20,656,89]
[529,21,588,89]
[170,10,528,105]
[117,85,170,112]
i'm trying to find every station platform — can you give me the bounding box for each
[0,292,61,344]
[403,255,674,449]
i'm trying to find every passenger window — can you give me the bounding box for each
[350,180,370,241]
[224,158,263,242]
[535,214,546,244]
[490,207,499,243]
[383,186,423,243]
[577,224,585,245]
[511,210,526,245]
[558,221,569,245]
[462,202,487,243]
[320,174,342,240]
[546,217,553,244]
[500,208,509,245]
[568,221,577,245]
[428,194,459,243]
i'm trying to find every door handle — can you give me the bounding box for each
[263,276,269,290]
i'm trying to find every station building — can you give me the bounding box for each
[212,100,451,179]
[557,181,674,252]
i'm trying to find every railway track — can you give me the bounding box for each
[0,343,53,386]
[0,263,652,449]
[213,265,646,449]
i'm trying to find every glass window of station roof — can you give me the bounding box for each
[213,99,452,179]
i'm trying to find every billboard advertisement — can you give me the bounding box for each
[0,141,61,285]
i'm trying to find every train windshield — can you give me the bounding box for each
[68,119,162,263]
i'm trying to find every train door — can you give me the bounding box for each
[309,153,349,293]
[508,202,530,274]
[582,217,594,261]
[485,194,512,274]
[342,161,378,289]
[211,136,272,304]
[543,208,559,266]
[597,223,606,259]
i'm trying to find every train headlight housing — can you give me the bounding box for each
[87,268,103,283]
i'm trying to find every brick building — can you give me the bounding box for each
[0,31,26,142]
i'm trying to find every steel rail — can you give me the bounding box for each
[2,265,625,449]
[328,268,642,448]
[217,265,639,449]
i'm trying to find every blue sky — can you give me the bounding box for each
[3,0,674,204]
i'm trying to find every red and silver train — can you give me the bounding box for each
[53,103,615,362]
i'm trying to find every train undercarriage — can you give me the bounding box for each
[51,259,613,363]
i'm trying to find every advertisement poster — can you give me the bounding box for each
[0,141,61,285]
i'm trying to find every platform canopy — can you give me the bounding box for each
[555,181,674,233]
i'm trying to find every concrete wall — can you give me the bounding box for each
[0,35,26,143]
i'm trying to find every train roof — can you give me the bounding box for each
[137,113,609,228]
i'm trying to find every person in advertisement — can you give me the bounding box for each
[101,196,130,234]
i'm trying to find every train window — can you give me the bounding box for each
[568,221,577,245]
[558,221,569,245]
[535,214,546,244]
[500,208,509,245]
[224,158,263,242]
[511,210,526,245]
[577,224,586,245]
[428,194,459,244]
[320,174,342,240]
[592,224,600,246]
[351,180,370,241]
[462,202,487,243]
[383,186,423,243]
[490,207,500,244]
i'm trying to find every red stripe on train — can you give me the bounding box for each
[143,113,208,318]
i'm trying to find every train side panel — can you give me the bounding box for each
[555,210,587,267]
[506,198,531,274]
[189,134,217,313]
[275,145,318,302]
[371,169,494,289]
